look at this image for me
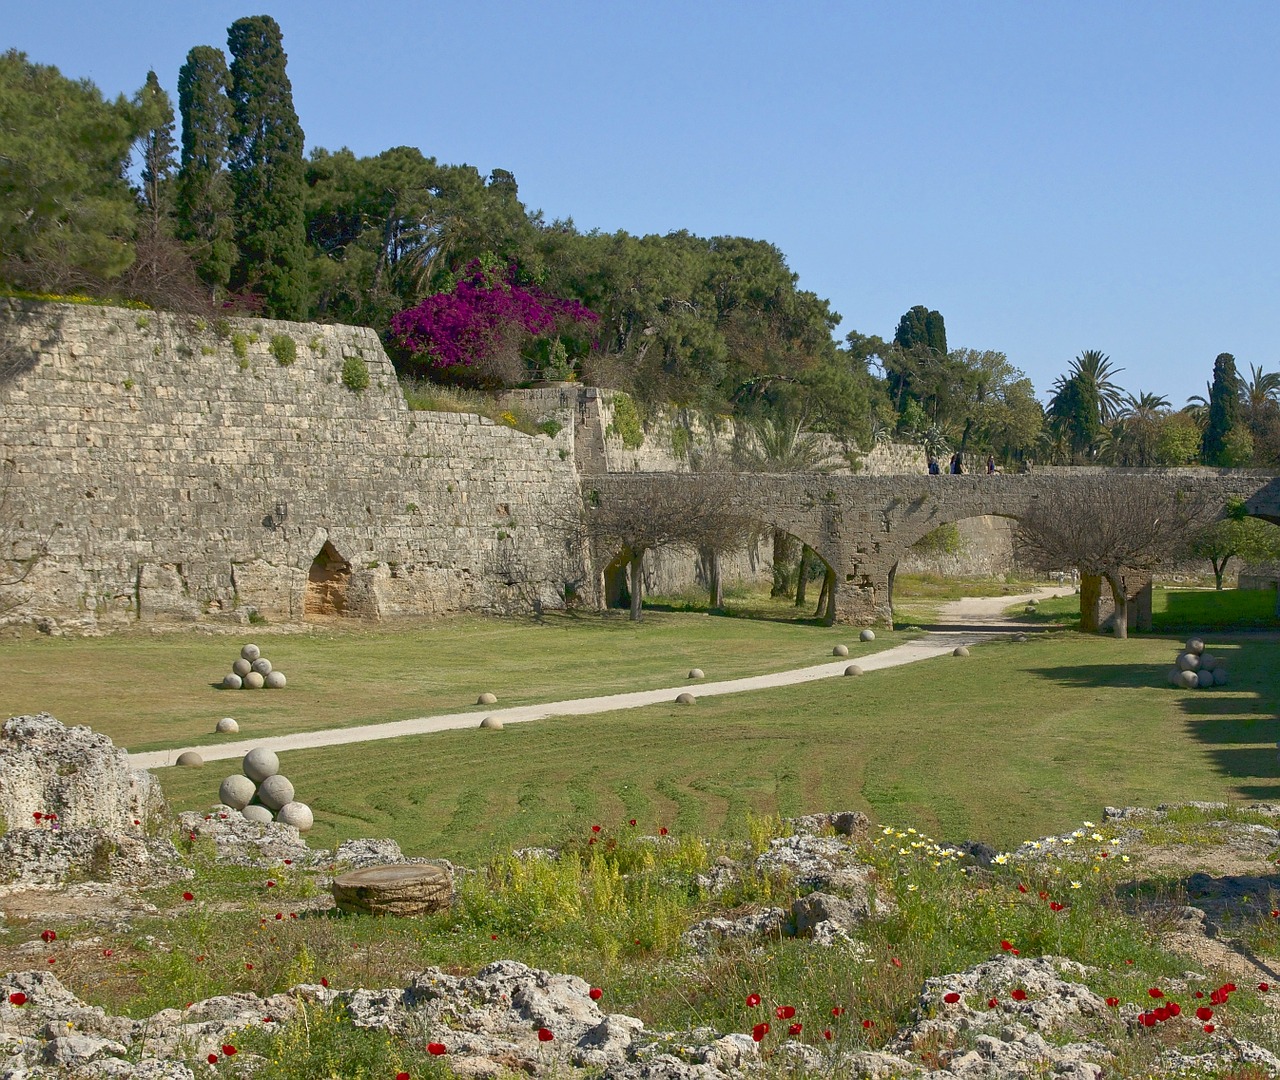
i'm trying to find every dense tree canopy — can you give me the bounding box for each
[176,45,236,294]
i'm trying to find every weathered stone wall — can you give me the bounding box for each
[0,300,587,629]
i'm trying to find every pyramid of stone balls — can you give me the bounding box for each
[221,643,286,690]
[218,747,313,831]
[1167,636,1228,689]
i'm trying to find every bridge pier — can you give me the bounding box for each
[833,571,894,627]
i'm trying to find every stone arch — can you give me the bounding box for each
[305,541,352,617]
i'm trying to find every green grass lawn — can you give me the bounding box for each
[1013,585,1280,632]
[0,612,903,753]
[156,629,1280,864]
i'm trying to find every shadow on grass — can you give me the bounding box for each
[638,601,828,627]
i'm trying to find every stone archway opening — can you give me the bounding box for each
[305,541,352,617]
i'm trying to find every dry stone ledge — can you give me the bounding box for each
[332,862,453,916]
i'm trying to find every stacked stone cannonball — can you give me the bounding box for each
[221,643,287,690]
[1167,637,1229,690]
[217,747,313,831]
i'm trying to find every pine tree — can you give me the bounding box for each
[226,15,308,319]
[175,46,236,294]
[1202,352,1244,465]
[133,70,176,231]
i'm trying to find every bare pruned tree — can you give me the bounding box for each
[1014,477,1217,637]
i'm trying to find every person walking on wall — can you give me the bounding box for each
[949,452,964,474]
[986,454,996,475]
[927,454,940,475]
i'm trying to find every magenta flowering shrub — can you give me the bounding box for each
[390,261,597,382]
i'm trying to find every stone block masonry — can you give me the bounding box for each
[0,300,588,629]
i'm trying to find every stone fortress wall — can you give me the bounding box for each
[0,300,1016,630]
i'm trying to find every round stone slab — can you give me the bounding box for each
[476,692,497,705]
[176,751,203,767]
[241,643,261,662]
[215,717,239,734]
[332,863,453,916]
[479,716,503,730]
[243,747,280,784]
[832,644,849,657]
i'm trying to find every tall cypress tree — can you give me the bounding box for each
[175,46,236,294]
[1202,352,1243,465]
[134,70,177,231]
[226,15,307,319]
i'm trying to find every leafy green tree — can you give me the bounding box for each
[1046,351,1125,463]
[1104,391,1171,466]
[885,305,948,416]
[132,70,176,229]
[893,305,948,355]
[227,15,308,318]
[0,50,138,289]
[1188,501,1280,589]
[1153,411,1203,465]
[1240,363,1280,468]
[176,45,237,294]
[1201,352,1245,465]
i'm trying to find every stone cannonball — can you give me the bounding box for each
[219,774,256,810]
[232,658,252,677]
[1178,669,1200,689]
[832,644,849,658]
[1167,667,1182,687]
[1213,667,1229,686]
[1196,669,1215,688]
[215,717,240,734]
[176,751,204,768]
[241,643,261,662]
[860,629,876,642]
[251,657,273,676]
[479,715,503,730]
[1186,638,1205,656]
[844,664,864,677]
[257,773,295,811]
[953,646,970,657]
[277,801,314,831]
[1176,652,1200,672]
[1198,653,1218,672]
[242,671,265,689]
[476,692,497,705]
[241,803,274,824]
[675,692,696,705]
[243,747,280,784]
[222,673,243,690]
[264,670,286,689]
[688,668,705,680]
[1011,632,1028,642]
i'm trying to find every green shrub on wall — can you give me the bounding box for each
[607,392,644,449]
[270,334,297,366]
[911,522,963,556]
[342,355,370,392]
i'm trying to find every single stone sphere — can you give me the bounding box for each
[953,646,970,657]
[1198,653,1218,672]
[1213,667,1229,686]
[241,643,261,662]
[844,664,864,677]
[243,671,265,689]
[1167,667,1182,687]
[222,673,243,690]
[243,747,280,784]
[176,751,203,767]
[1011,633,1028,642]
[832,644,849,657]
[1176,652,1200,672]
[215,717,239,734]
[219,774,256,810]
[479,715,503,730]
[1196,669,1215,688]
[277,801,313,831]
[257,773,295,811]
[675,692,696,705]
[232,658,252,677]
[241,803,274,824]
[251,657,273,676]
[264,670,286,689]
[860,629,876,642]
[1178,669,1200,689]
[476,692,497,705]
[688,668,704,680]
[1186,638,1205,656]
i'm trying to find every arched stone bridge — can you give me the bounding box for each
[590,468,1280,625]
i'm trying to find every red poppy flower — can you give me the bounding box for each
[1194,991,1204,998]
[8,992,26,1006]
[428,1042,447,1055]
[1271,910,1280,918]
[588,837,596,845]
[1196,1006,1213,1021]
[987,997,998,1008]
[1148,988,1164,999]
[659,827,668,836]
[284,859,293,865]
[1038,891,1048,900]
[823,1029,832,1040]
[46,957,55,965]
[537,1027,554,1042]
[591,825,601,833]
[788,1022,802,1035]
[40,930,56,943]
[1017,884,1027,893]
[397,1073,410,1080]
[275,912,283,920]
[1224,982,1237,992]
[830,1006,844,1016]
[266,880,276,888]
[1049,901,1064,912]
[775,1005,796,1019]
[102,949,113,957]
[1204,1023,1215,1033]
[1000,940,1014,951]
[861,1019,874,1029]
[943,992,960,1004]
[182,892,194,902]
[221,1045,237,1056]
[628,819,637,826]
[890,957,902,968]
[1139,1012,1156,1027]
[1261,982,1271,992]
[245,963,254,970]
[1210,989,1227,1005]
[751,1022,769,1041]
[195,955,206,963]
[1125,959,1133,965]
[1167,1002,1181,1017]
[47,813,56,821]
[490,933,498,940]
[1099,851,1108,857]
[589,987,603,1001]
[263,1016,273,1023]
[320,977,329,988]
[746,993,761,1007]
[290,912,297,919]
[1105,997,1119,1007]
[1153,1006,1169,1021]
[1011,989,1027,1001]
[207,1054,218,1064]
[31,812,41,821]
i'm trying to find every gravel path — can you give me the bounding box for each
[128,588,1063,771]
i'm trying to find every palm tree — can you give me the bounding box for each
[1071,350,1126,422]
[1183,381,1213,429]
[1108,391,1171,466]
[1241,363,1280,411]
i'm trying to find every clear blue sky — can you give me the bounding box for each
[11,2,1279,404]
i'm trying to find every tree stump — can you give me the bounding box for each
[332,863,453,916]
